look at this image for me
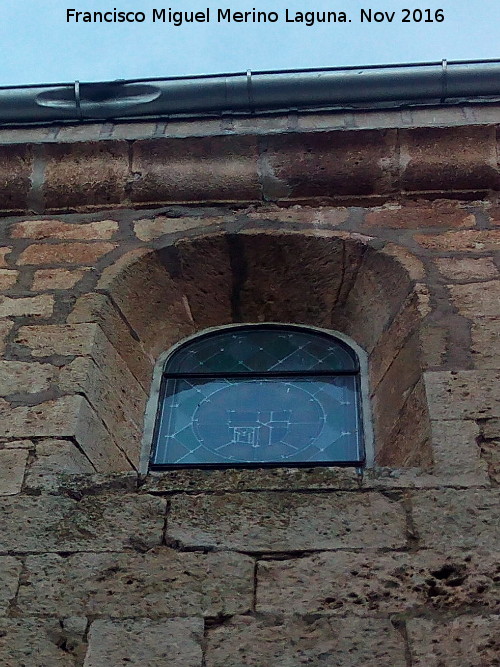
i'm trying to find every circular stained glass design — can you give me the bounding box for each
[151,326,364,468]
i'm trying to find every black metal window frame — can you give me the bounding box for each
[150,324,365,470]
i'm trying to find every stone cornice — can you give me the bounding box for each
[0,113,499,214]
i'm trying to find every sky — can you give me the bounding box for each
[1,0,499,85]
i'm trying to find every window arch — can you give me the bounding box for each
[150,325,366,468]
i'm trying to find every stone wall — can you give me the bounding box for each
[0,113,499,665]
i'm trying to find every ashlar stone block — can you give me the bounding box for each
[32,268,89,291]
[471,317,500,369]
[0,557,22,615]
[0,493,166,553]
[450,280,500,318]
[11,219,118,240]
[18,548,254,617]
[257,550,500,615]
[0,294,54,318]
[0,395,132,472]
[0,319,13,355]
[0,359,56,396]
[0,617,85,666]
[424,370,500,420]
[412,489,500,549]
[167,491,406,552]
[408,615,500,666]
[205,615,406,667]
[84,618,203,667]
[0,449,28,495]
[17,242,116,266]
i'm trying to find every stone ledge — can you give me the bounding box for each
[0,124,499,213]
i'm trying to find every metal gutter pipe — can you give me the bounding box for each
[1,59,500,125]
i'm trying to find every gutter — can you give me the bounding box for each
[1,59,500,126]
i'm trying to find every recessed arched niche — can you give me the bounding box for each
[68,231,432,472]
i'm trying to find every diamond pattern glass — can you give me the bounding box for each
[151,326,364,468]
[166,328,358,373]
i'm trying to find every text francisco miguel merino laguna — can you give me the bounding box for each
[66,7,358,26]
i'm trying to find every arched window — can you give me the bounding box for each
[150,325,365,468]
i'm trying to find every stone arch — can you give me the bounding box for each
[68,231,432,471]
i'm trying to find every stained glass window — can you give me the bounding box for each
[151,326,365,468]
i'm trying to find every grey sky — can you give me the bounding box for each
[1,0,499,85]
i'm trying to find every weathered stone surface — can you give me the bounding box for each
[431,420,489,483]
[369,295,420,390]
[0,395,132,472]
[257,550,500,615]
[365,202,474,229]
[0,144,32,212]
[480,439,500,485]
[237,233,347,328]
[15,322,98,357]
[43,141,128,209]
[96,250,195,357]
[472,318,500,369]
[11,219,118,240]
[0,319,13,354]
[414,229,500,251]
[58,348,147,463]
[436,256,499,281]
[450,280,500,318]
[130,135,260,203]
[400,125,500,191]
[167,492,406,552]
[247,205,349,226]
[17,242,116,265]
[334,244,413,352]
[480,418,500,440]
[32,268,89,290]
[134,215,219,241]
[2,439,33,449]
[0,294,54,317]
[0,493,165,553]
[408,615,500,666]
[379,243,426,281]
[376,378,432,469]
[18,548,253,617]
[143,466,361,494]
[0,269,17,290]
[262,129,397,198]
[0,449,28,495]
[24,439,95,491]
[0,248,12,267]
[171,234,234,329]
[418,322,448,368]
[0,359,56,395]
[94,247,150,290]
[67,292,153,390]
[205,615,406,667]
[371,334,424,455]
[0,617,85,666]
[424,370,500,420]
[84,618,203,667]
[412,489,500,549]
[0,557,22,614]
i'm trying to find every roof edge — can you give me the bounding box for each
[2,59,500,126]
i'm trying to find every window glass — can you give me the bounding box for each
[151,326,364,468]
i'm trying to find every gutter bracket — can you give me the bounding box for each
[246,69,254,113]
[440,59,448,103]
[74,81,83,121]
